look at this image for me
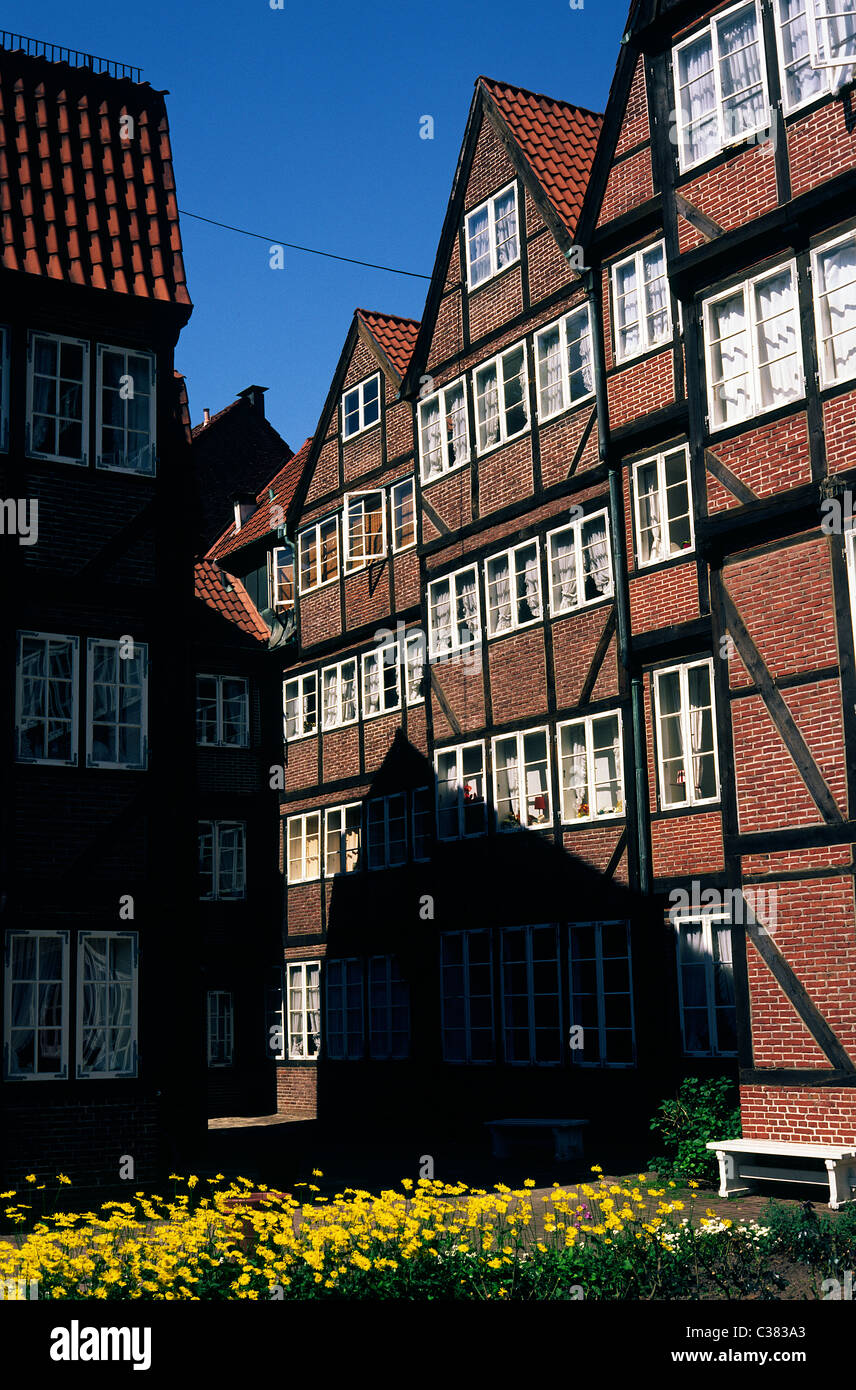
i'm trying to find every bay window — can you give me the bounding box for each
[16,632,78,765]
[362,645,401,718]
[632,445,694,566]
[428,565,481,656]
[612,242,671,362]
[654,659,720,808]
[675,912,738,1056]
[569,921,635,1066]
[324,803,362,876]
[325,959,364,1059]
[547,510,613,616]
[298,516,339,592]
[436,741,487,839]
[558,712,624,823]
[673,2,769,172]
[4,930,69,1080]
[418,378,470,481]
[440,931,494,1063]
[812,231,856,386]
[283,671,318,740]
[344,490,386,570]
[703,261,804,429]
[485,540,542,637]
[342,373,380,439]
[77,933,138,1078]
[286,811,321,883]
[321,658,358,730]
[287,961,321,1059]
[368,956,410,1059]
[474,342,529,453]
[534,305,595,418]
[465,183,519,288]
[492,727,552,830]
[501,925,562,1065]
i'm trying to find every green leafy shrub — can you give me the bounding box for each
[648,1076,741,1187]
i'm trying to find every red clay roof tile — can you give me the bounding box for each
[207,437,313,561]
[194,558,269,642]
[356,309,420,379]
[478,76,603,238]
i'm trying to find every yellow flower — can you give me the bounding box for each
[523,1179,536,1188]
[56,1174,72,1186]
[311,1169,323,1178]
[590,1165,603,1174]
[24,1175,36,1184]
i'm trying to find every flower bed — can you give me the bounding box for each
[1,1169,855,1300]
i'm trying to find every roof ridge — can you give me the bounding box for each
[478,74,604,122]
[356,308,421,325]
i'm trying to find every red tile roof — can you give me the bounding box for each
[356,309,420,379]
[207,437,313,561]
[479,77,603,238]
[0,47,190,304]
[194,558,269,642]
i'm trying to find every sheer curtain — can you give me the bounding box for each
[479,372,500,449]
[421,396,442,477]
[457,573,479,643]
[717,6,765,142]
[583,518,611,596]
[520,549,541,620]
[711,293,750,424]
[432,585,452,651]
[679,34,717,164]
[689,703,705,797]
[307,965,321,1058]
[562,728,588,818]
[496,746,521,824]
[468,207,490,283]
[323,672,338,727]
[449,391,469,464]
[540,328,564,415]
[494,191,518,268]
[489,557,512,633]
[639,482,662,563]
[552,532,578,612]
[364,656,381,716]
[342,668,356,722]
[754,271,800,407]
[819,239,856,380]
[578,319,594,395]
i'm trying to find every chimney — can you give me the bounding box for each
[203,407,211,426]
[237,385,268,420]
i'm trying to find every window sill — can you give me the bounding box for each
[466,255,521,296]
[486,617,542,642]
[342,420,381,445]
[613,336,674,371]
[27,450,87,467]
[285,729,319,743]
[475,427,531,461]
[635,546,696,571]
[298,576,340,598]
[707,393,806,438]
[536,392,596,427]
[561,811,625,828]
[420,456,470,487]
[549,591,614,620]
[362,704,402,722]
[321,719,359,734]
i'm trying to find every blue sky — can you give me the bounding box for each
[17,0,630,450]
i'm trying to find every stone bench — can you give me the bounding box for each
[485,1118,588,1163]
[707,1139,856,1209]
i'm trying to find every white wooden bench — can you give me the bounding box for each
[485,1118,588,1163]
[707,1139,856,1209]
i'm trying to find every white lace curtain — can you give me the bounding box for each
[552,532,578,611]
[755,271,799,407]
[520,550,541,619]
[457,573,479,643]
[491,558,512,632]
[583,517,611,594]
[480,372,500,448]
[494,191,518,268]
[422,396,443,476]
[821,239,856,378]
[563,731,588,816]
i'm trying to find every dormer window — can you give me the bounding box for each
[465,183,519,289]
[342,373,381,440]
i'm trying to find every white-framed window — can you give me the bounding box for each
[428,564,481,656]
[436,741,487,840]
[199,821,246,900]
[368,956,409,1059]
[362,646,401,719]
[15,632,79,765]
[534,305,595,419]
[284,671,318,740]
[654,658,720,808]
[298,515,339,593]
[501,924,562,1065]
[774,0,855,112]
[367,793,408,869]
[27,332,89,465]
[286,811,322,883]
[404,630,425,705]
[612,242,672,363]
[812,230,856,387]
[675,912,738,1056]
[412,786,432,860]
[547,510,613,616]
[474,342,529,454]
[342,373,381,439]
[465,182,519,289]
[85,639,148,770]
[96,346,156,475]
[196,674,249,747]
[207,990,234,1067]
[632,445,694,566]
[326,959,364,1060]
[76,932,138,1078]
[569,921,635,1067]
[673,1,770,172]
[325,802,362,876]
[266,967,286,1061]
[418,377,470,482]
[321,658,358,730]
[492,727,552,831]
[440,931,494,1064]
[287,961,321,1060]
[703,261,804,430]
[558,712,625,823]
[270,544,295,611]
[485,540,542,637]
[344,490,387,571]
[0,325,9,451]
[391,477,416,551]
[846,527,856,642]
[3,930,69,1080]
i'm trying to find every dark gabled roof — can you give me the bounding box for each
[479,77,603,240]
[0,46,190,306]
[191,390,294,555]
[207,437,312,561]
[194,557,269,642]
